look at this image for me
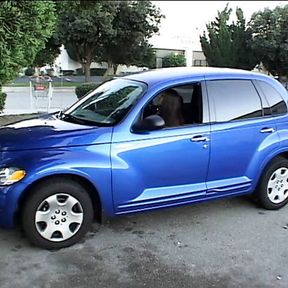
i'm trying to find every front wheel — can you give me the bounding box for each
[255,157,288,210]
[22,179,94,249]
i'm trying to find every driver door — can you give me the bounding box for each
[111,81,210,214]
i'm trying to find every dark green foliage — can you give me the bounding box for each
[65,43,79,64]
[126,43,157,69]
[0,92,7,112]
[75,68,84,76]
[24,67,36,76]
[0,1,56,87]
[249,5,288,79]
[141,47,157,69]
[58,1,163,80]
[32,34,62,67]
[62,70,75,76]
[57,1,116,82]
[101,1,163,75]
[76,68,106,76]
[91,68,106,76]
[200,5,258,70]
[75,82,100,99]
[162,54,186,67]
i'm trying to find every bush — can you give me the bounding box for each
[0,92,7,112]
[62,70,75,76]
[76,68,84,76]
[162,53,186,67]
[76,68,106,76]
[75,82,100,99]
[90,68,106,76]
[25,67,35,76]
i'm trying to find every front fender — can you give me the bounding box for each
[2,145,114,220]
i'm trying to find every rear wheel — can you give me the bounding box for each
[22,179,94,249]
[255,157,288,210]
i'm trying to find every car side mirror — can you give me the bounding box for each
[132,115,165,133]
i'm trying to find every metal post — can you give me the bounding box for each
[29,80,33,110]
[48,81,53,112]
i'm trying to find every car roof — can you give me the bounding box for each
[123,67,273,87]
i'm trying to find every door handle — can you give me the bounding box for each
[191,135,210,142]
[260,127,275,133]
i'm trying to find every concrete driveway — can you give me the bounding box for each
[0,196,288,288]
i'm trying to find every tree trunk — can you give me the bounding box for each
[113,64,118,75]
[104,58,115,77]
[84,61,91,82]
[80,64,85,75]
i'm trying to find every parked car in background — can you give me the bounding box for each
[0,67,288,249]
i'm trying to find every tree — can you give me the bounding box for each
[57,1,163,80]
[200,5,258,70]
[162,54,186,68]
[100,0,163,75]
[32,34,62,67]
[132,42,157,69]
[57,1,117,81]
[0,1,56,88]
[249,5,288,80]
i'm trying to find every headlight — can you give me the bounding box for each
[0,167,26,185]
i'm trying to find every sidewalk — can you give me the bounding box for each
[2,86,78,115]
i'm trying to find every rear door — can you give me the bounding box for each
[205,79,279,195]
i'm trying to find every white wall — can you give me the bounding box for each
[54,46,81,71]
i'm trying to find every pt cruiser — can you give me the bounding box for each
[1,67,288,249]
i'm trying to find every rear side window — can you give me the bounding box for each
[257,80,287,116]
[207,80,262,122]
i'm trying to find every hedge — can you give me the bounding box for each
[61,70,75,76]
[75,82,100,99]
[76,68,106,76]
[0,92,7,112]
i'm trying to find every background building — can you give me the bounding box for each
[54,35,207,76]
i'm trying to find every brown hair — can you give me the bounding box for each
[160,90,184,127]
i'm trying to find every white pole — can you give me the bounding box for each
[48,81,53,112]
[29,80,33,110]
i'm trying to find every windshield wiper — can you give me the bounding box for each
[60,112,109,126]
[60,113,90,125]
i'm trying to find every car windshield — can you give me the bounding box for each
[63,78,147,126]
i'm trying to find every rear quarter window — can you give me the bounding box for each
[257,80,287,116]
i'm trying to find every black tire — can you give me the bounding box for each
[255,157,288,210]
[22,179,94,249]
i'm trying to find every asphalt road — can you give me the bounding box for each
[0,196,288,288]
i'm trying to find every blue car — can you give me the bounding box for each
[1,67,288,249]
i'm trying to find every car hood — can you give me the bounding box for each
[0,114,113,151]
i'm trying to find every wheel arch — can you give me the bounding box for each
[16,174,103,225]
[254,151,288,209]
[255,150,288,188]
